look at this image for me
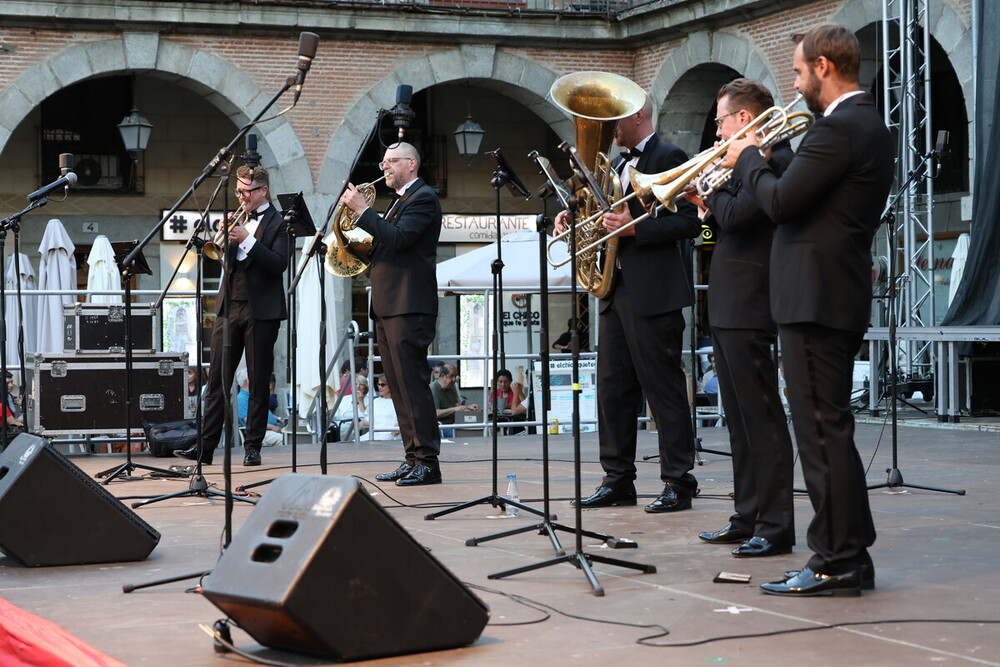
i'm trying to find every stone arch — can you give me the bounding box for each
[647,31,779,156]
[318,45,568,200]
[0,32,310,196]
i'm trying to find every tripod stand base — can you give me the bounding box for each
[488,550,656,597]
[423,493,553,522]
[466,519,637,550]
[130,473,258,509]
[96,460,188,484]
[868,467,965,495]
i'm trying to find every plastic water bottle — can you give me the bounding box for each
[505,474,520,517]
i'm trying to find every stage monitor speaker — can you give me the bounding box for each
[0,434,161,567]
[202,474,490,661]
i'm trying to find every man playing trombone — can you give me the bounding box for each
[555,95,702,512]
[175,164,289,467]
[684,78,796,559]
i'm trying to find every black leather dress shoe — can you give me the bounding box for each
[732,536,793,558]
[760,566,862,597]
[784,560,875,590]
[644,481,695,513]
[173,446,212,466]
[376,463,415,482]
[243,449,261,467]
[395,463,442,486]
[699,522,752,544]
[571,486,637,508]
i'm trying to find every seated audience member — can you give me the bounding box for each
[370,375,400,441]
[236,368,284,447]
[334,374,370,437]
[430,363,479,438]
[489,369,527,434]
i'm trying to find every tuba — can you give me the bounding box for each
[323,176,384,277]
[549,71,647,299]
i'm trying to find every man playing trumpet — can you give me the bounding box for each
[684,78,796,559]
[175,164,289,467]
[555,95,702,512]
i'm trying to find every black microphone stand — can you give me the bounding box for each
[867,148,963,495]
[94,241,183,483]
[425,150,548,524]
[489,145,654,596]
[2,190,71,446]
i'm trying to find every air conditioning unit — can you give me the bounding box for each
[74,154,123,191]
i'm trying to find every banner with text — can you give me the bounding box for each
[440,214,535,243]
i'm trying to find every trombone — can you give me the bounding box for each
[546,94,812,267]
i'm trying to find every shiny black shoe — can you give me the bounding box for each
[644,481,695,513]
[732,536,793,558]
[699,522,752,544]
[173,446,212,466]
[571,486,637,508]
[784,560,875,590]
[376,463,415,482]
[395,463,442,486]
[243,449,262,467]
[760,566,863,597]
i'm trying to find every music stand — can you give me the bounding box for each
[236,193,316,494]
[95,241,185,483]
[425,149,548,524]
[487,145,655,596]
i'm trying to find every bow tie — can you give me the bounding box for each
[620,148,642,161]
[246,209,260,221]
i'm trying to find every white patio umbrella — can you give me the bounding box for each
[948,232,970,307]
[294,253,335,414]
[435,229,573,291]
[4,253,39,373]
[85,235,123,303]
[36,219,77,353]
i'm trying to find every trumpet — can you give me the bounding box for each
[322,175,385,277]
[204,207,251,261]
[548,95,813,264]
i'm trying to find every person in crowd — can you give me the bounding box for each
[685,78,796,560]
[340,142,443,486]
[721,24,894,596]
[175,164,288,467]
[554,93,701,512]
[235,368,284,448]
[334,374,370,437]
[370,375,400,441]
[430,363,478,438]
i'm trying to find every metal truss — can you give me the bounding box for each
[881,0,936,377]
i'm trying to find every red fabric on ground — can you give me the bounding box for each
[0,597,127,667]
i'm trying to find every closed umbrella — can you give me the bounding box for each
[36,219,77,353]
[85,235,122,304]
[294,254,335,414]
[4,253,38,372]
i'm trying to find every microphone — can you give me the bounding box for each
[390,84,415,140]
[291,32,320,106]
[59,153,74,176]
[28,171,78,202]
[934,130,950,178]
[243,132,262,169]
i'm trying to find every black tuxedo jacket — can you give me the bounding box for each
[706,141,794,330]
[356,178,442,318]
[733,93,894,333]
[218,204,289,320]
[606,133,701,316]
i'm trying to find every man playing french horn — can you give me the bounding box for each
[555,94,702,512]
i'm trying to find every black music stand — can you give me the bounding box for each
[425,149,548,524]
[95,241,185,483]
[487,145,654,596]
